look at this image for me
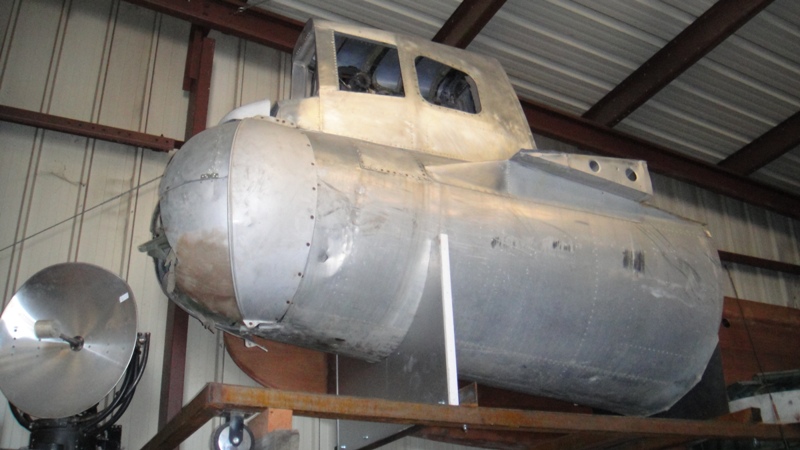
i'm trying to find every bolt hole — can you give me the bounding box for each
[625,168,638,181]
[721,318,731,328]
[589,160,600,172]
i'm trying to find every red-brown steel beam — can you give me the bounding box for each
[123,0,303,54]
[718,110,800,175]
[158,302,190,431]
[182,25,210,91]
[718,250,800,276]
[432,0,506,49]
[158,27,216,436]
[521,99,800,220]
[185,28,215,138]
[0,105,181,151]
[582,0,774,127]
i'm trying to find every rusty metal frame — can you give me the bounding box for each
[718,110,800,175]
[0,105,181,152]
[718,250,800,276]
[582,0,775,127]
[141,383,800,450]
[184,26,215,138]
[157,26,216,435]
[123,0,303,54]
[432,0,507,49]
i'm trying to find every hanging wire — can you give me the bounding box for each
[724,266,790,449]
[0,175,163,254]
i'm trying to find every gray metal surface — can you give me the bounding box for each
[0,263,138,418]
[159,115,721,415]
[152,20,723,416]
[159,121,239,322]
[337,235,457,450]
[228,118,317,327]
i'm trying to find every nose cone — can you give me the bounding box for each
[160,122,240,321]
[159,118,318,327]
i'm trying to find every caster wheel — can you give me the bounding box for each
[212,421,254,450]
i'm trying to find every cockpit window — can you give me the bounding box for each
[415,57,480,114]
[334,33,404,97]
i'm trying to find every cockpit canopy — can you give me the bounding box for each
[276,20,536,162]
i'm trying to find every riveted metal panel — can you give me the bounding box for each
[228,118,318,325]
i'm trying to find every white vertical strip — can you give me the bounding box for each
[438,233,458,406]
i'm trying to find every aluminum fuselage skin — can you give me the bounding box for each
[158,117,722,416]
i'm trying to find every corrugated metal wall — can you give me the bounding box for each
[0,1,797,449]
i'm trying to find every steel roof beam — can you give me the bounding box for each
[521,100,800,220]
[121,0,800,219]
[124,0,304,54]
[718,110,800,175]
[582,0,774,127]
[432,0,506,49]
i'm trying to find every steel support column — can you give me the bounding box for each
[157,26,216,434]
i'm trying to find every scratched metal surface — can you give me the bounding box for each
[158,115,721,415]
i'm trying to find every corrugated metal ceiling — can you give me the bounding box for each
[255,0,800,196]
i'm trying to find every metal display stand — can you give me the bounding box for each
[140,383,799,450]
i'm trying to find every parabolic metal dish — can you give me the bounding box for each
[0,263,138,418]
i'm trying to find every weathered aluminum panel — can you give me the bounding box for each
[276,20,536,163]
[337,235,458,450]
[160,116,722,415]
[160,122,238,321]
[228,118,317,325]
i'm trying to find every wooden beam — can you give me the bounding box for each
[223,333,328,393]
[521,100,800,220]
[248,408,294,441]
[528,412,755,450]
[0,105,181,152]
[141,383,800,450]
[582,0,774,127]
[432,0,506,49]
[718,110,800,175]
[719,297,800,386]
